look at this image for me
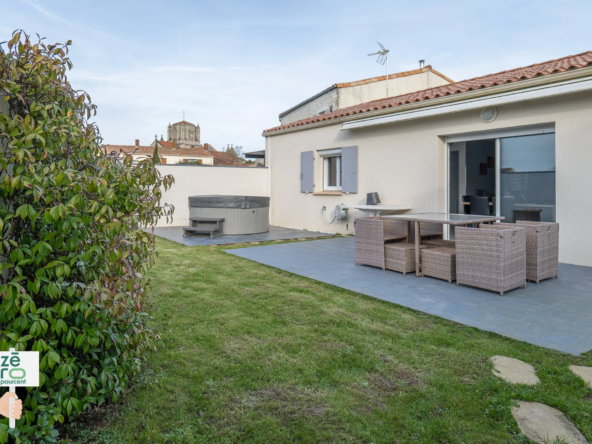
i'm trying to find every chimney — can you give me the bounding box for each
[135,139,139,147]
[419,60,425,69]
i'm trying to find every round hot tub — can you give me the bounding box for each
[188,195,270,235]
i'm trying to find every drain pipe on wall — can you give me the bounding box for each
[266,136,271,196]
[266,136,272,224]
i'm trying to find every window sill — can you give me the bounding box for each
[312,191,343,196]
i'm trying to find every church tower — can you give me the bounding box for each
[167,119,203,148]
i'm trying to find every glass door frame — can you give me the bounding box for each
[495,138,501,218]
[444,123,555,237]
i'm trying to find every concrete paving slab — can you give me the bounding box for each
[559,335,592,356]
[539,330,583,345]
[226,237,592,354]
[147,226,334,246]
[573,316,592,328]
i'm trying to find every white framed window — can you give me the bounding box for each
[302,146,357,194]
[319,148,342,191]
[324,156,342,190]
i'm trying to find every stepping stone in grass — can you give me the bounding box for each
[511,401,589,444]
[569,366,592,388]
[490,356,540,385]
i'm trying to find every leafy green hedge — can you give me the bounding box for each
[0,31,174,443]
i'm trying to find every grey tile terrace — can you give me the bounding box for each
[146,226,333,246]
[226,236,592,355]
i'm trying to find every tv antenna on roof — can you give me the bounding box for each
[368,42,390,98]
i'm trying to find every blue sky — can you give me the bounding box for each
[3,0,591,152]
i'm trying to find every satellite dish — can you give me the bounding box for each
[368,42,390,97]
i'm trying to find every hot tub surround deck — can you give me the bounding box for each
[146,226,334,246]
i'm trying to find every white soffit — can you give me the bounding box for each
[341,77,592,131]
[446,123,555,143]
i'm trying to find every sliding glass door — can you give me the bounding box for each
[499,133,556,223]
[448,129,556,224]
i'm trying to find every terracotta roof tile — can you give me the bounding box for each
[105,145,213,157]
[157,140,174,148]
[278,66,453,117]
[172,120,195,126]
[209,151,249,166]
[265,51,592,133]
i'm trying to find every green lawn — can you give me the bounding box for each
[69,237,592,443]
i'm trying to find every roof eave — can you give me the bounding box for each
[263,67,592,137]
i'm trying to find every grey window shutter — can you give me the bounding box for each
[341,145,358,194]
[300,151,314,193]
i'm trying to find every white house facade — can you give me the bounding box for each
[263,51,592,267]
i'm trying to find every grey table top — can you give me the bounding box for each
[383,212,505,225]
[349,205,411,211]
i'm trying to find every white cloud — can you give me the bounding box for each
[19,0,73,26]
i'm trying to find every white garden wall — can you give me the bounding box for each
[155,165,269,227]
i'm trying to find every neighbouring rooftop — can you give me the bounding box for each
[266,51,592,133]
[278,65,453,119]
[104,145,213,157]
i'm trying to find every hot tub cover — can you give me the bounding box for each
[188,195,270,209]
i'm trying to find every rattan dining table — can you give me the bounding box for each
[382,213,505,276]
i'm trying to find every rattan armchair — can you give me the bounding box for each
[455,226,526,295]
[480,221,559,283]
[517,221,559,283]
[354,217,408,270]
